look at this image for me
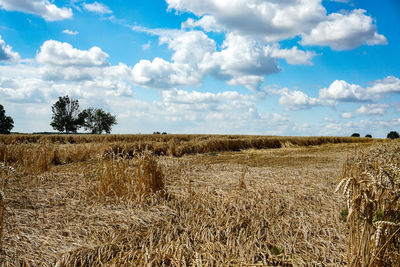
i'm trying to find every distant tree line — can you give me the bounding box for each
[351,131,400,139]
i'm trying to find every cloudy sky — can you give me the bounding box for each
[0,0,399,136]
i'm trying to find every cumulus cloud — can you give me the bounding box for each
[278,88,333,110]
[36,40,109,67]
[131,30,214,88]
[132,57,202,88]
[167,0,326,42]
[83,1,112,14]
[0,41,134,106]
[264,45,316,65]
[301,9,387,50]
[319,80,368,101]
[62,29,78,35]
[200,33,280,91]
[0,35,19,62]
[268,75,400,111]
[0,0,72,21]
[167,0,386,51]
[355,103,389,115]
[131,29,291,91]
[319,76,400,102]
[182,16,222,32]
[366,76,400,96]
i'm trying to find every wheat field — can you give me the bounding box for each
[0,134,398,266]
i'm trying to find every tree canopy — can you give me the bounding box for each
[80,108,117,134]
[387,131,400,139]
[50,95,117,134]
[0,104,14,134]
[50,95,82,133]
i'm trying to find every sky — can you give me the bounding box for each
[0,0,399,137]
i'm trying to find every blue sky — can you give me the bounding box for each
[0,0,399,137]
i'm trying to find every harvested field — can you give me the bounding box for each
[1,135,397,266]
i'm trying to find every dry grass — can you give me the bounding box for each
[94,151,165,202]
[0,135,390,266]
[0,162,17,251]
[336,140,400,266]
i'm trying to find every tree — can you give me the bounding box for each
[365,134,372,138]
[387,131,400,139]
[351,133,360,137]
[0,104,14,134]
[80,108,117,134]
[50,95,82,133]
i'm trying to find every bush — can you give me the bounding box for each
[351,133,360,137]
[387,131,400,139]
[365,134,372,138]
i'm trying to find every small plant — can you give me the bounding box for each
[351,133,360,137]
[340,208,348,222]
[365,134,372,138]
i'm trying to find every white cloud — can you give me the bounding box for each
[200,33,280,91]
[160,30,216,65]
[167,0,326,42]
[132,57,202,88]
[141,41,151,50]
[365,76,400,96]
[0,35,19,62]
[62,29,78,35]
[264,45,316,65]
[182,16,222,32]
[319,80,368,101]
[83,1,112,14]
[319,76,400,102]
[0,0,72,21]
[341,112,352,119]
[131,30,214,88]
[278,88,333,110]
[167,0,386,51]
[301,9,387,50]
[0,41,134,107]
[355,104,389,115]
[36,40,109,67]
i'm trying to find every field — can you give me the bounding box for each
[0,135,399,266]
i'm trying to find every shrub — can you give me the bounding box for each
[365,134,372,138]
[387,131,400,139]
[351,133,360,137]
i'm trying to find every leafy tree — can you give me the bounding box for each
[365,134,372,138]
[387,131,400,139]
[50,95,82,133]
[80,108,117,134]
[0,104,14,134]
[351,133,360,137]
